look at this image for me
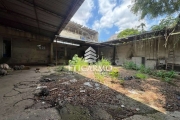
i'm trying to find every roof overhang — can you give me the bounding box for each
[0,0,84,40]
[55,35,109,47]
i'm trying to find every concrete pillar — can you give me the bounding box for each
[50,42,53,63]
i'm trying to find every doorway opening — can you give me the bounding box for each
[3,38,11,58]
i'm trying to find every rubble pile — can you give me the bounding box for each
[0,63,10,76]
[37,78,120,107]
[33,75,154,119]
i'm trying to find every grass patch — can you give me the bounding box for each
[135,73,148,80]
[123,61,176,83]
[96,58,111,66]
[109,68,119,79]
[94,72,104,83]
[123,61,139,70]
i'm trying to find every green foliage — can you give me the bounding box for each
[139,65,151,74]
[96,58,111,66]
[131,0,180,19]
[137,23,146,33]
[117,28,140,38]
[123,61,139,70]
[109,68,119,79]
[123,61,175,83]
[94,72,104,83]
[69,54,88,71]
[135,73,148,80]
[155,70,175,82]
[56,66,64,72]
[151,16,179,31]
[119,79,124,85]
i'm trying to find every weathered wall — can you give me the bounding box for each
[7,38,50,64]
[100,35,180,69]
[0,25,52,65]
[52,44,98,65]
[60,30,81,40]
[99,46,114,62]
[0,36,3,59]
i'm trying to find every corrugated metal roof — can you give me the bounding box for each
[0,0,84,40]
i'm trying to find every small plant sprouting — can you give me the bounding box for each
[109,68,119,79]
[94,72,104,83]
[135,73,148,80]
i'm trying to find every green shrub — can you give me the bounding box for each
[96,58,111,66]
[135,73,148,80]
[139,65,151,74]
[155,70,175,82]
[119,79,124,85]
[109,68,119,79]
[69,54,88,71]
[123,61,139,70]
[94,72,104,83]
[56,66,64,72]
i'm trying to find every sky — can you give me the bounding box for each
[71,0,164,42]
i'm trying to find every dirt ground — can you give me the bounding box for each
[0,66,180,120]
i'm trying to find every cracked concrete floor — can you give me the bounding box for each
[0,66,179,120]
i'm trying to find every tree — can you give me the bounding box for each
[117,28,140,38]
[137,23,146,33]
[130,0,180,19]
[151,16,178,31]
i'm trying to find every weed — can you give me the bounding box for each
[139,65,151,74]
[164,77,172,83]
[94,72,104,83]
[155,70,175,82]
[119,79,124,85]
[69,54,88,71]
[96,58,111,66]
[56,66,64,72]
[109,68,119,79]
[135,73,148,80]
[123,62,176,83]
[123,61,139,70]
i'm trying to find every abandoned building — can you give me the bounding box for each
[0,0,180,71]
[0,0,84,65]
[53,21,99,65]
[100,27,180,70]
[60,21,98,41]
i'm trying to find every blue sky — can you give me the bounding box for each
[71,0,164,42]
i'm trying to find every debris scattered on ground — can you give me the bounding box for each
[124,76,134,80]
[61,81,70,85]
[128,90,138,94]
[135,108,140,111]
[36,85,47,89]
[80,89,85,93]
[69,79,77,83]
[0,63,10,70]
[40,78,55,82]
[0,69,8,76]
[83,82,93,87]
[38,88,49,96]
[50,88,58,92]
[35,68,40,73]
[121,105,125,108]
[13,65,30,70]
